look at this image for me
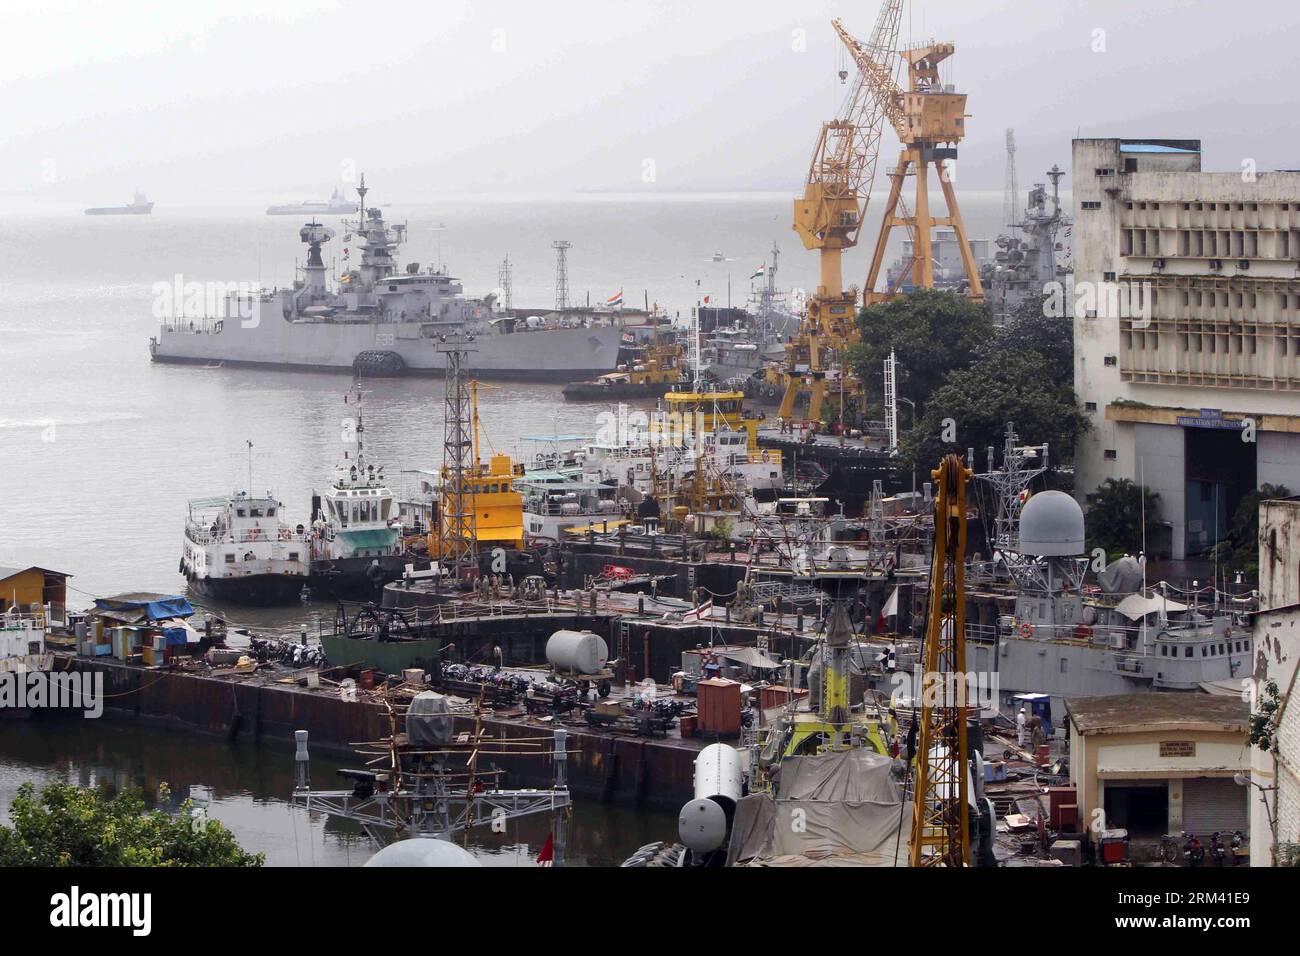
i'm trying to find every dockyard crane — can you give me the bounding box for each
[859,33,985,304]
[779,1,904,424]
[908,453,972,867]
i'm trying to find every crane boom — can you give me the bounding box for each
[909,453,972,867]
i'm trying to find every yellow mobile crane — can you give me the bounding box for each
[908,453,972,867]
[780,2,904,423]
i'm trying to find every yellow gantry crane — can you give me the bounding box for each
[781,2,904,423]
[859,35,984,304]
[908,453,972,867]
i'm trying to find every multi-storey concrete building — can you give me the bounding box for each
[1072,138,1300,559]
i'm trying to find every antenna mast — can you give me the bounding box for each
[552,241,571,312]
[499,255,513,312]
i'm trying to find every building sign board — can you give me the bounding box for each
[1176,408,1245,430]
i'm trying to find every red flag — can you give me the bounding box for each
[536,832,554,867]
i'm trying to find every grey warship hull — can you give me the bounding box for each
[150,318,625,379]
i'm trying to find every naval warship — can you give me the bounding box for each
[149,176,626,379]
[266,186,358,216]
[85,190,153,215]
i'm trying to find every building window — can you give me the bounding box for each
[1185,646,1194,658]
[1104,449,1117,460]
[1085,402,1098,411]
[1081,201,1102,210]
[1104,355,1118,366]
[1103,272,1116,281]
[1095,167,1114,176]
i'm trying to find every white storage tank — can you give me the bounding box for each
[546,629,609,675]
[693,743,743,813]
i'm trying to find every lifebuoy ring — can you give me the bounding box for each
[1019,621,1034,638]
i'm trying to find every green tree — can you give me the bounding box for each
[1210,483,1291,577]
[847,288,994,411]
[1084,478,1163,559]
[899,348,1089,476]
[980,294,1073,385]
[0,782,263,867]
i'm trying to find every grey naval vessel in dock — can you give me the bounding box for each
[149,176,626,379]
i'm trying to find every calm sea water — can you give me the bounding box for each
[0,719,672,867]
[0,191,1007,863]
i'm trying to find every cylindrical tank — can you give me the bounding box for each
[678,798,728,855]
[693,743,743,814]
[546,629,609,675]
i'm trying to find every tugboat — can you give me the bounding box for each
[85,190,153,215]
[180,445,311,605]
[308,389,406,597]
[562,332,686,401]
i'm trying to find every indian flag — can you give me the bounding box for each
[605,289,623,308]
[750,264,765,280]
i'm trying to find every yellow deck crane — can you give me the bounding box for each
[909,453,972,866]
[860,35,984,304]
[780,2,904,424]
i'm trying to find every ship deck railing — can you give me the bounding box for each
[1,606,49,632]
[185,524,311,546]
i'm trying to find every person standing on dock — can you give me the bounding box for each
[1016,707,1028,747]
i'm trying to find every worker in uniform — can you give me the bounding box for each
[1016,706,1028,747]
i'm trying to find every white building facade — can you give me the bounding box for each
[1072,138,1300,559]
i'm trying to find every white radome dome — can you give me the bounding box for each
[1019,490,1085,556]
[364,838,481,867]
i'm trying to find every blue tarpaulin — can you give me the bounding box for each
[94,595,195,622]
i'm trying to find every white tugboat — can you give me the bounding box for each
[308,389,405,596]
[0,606,53,676]
[180,445,311,605]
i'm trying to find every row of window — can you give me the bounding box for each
[223,551,299,563]
[1158,639,1248,658]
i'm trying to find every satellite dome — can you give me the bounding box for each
[364,838,481,868]
[1019,490,1084,556]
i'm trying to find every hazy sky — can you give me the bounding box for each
[6,0,1297,202]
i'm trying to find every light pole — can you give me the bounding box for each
[1234,771,1278,866]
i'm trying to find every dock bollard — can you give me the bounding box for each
[294,730,310,791]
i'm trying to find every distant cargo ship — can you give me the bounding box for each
[85,191,153,216]
[266,187,358,216]
[150,175,629,380]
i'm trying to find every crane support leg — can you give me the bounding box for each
[864,152,908,304]
[938,166,985,300]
